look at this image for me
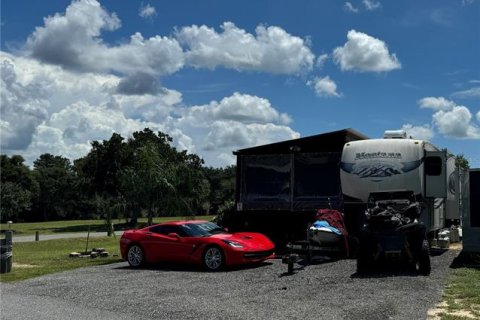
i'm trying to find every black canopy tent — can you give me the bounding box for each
[228,128,368,246]
[233,128,368,212]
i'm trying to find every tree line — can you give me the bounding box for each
[1,129,236,225]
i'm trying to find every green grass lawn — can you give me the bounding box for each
[0,236,123,282]
[427,251,480,320]
[0,215,215,236]
[437,267,480,320]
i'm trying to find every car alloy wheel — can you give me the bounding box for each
[204,247,223,271]
[127,245,144,267]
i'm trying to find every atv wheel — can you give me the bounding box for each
[417,240,431,275]
[356,242,373,273]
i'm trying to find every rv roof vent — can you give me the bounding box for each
[383,130,407,139]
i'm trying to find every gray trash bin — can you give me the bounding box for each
[0,231,13,274]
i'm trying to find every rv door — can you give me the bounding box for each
[425,150,447,198]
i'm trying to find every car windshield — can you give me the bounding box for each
[181,222,226,237]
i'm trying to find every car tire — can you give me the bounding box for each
[202,246,225,271]
[127,244,145,268]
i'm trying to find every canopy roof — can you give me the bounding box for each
[233,128,369,155]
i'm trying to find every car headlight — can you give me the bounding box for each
[223,240,243,248]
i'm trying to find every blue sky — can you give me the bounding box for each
[1,0,479,167]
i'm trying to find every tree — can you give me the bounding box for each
[171,151,210,216]
[33,154,78,221]
[75,133,130,199]
[117,129,211,225]
[202,166,236,215]
[74,133,131,225]
[0,128,232,223]
[120,141,176,226]
[455,154,469,170]
[1,182,33,222]
[0,155,38,222]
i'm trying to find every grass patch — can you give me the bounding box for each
[436,267,480,320]
[0,215,215,236]
[0,236,123,282]
[444,268,480,317]
[436,313,477,320]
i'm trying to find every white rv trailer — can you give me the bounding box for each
[340,132,459,236]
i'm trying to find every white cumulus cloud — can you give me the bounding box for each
[1,52,299,167]
[307,76,342,97]
[415,96,480,139]
[212,92,292,124]
[49,101,157,143]
[452,87,480,98]
[362,0,381,11]
[139,3,157,19]
[316,54,329,69]
[0,59,49,149]
[401,124,434,141]
[0,52,177,164]
[176,22,315,75]
[173,93,299,165]
[0,55,50,149]
[432,106,480,138]
[409,96,480,140]
[179,92,291,126]
[344,2,359,13]
[27,125,91,161]
[418,96,456,111]
[333,30,401,72]
[26,0,184,76]
[3,0,313,167]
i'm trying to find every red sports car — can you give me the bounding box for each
[120,220,275,271]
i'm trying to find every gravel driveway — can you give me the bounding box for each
[1,248,458,320]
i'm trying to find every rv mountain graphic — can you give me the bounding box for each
[342,152,422,181]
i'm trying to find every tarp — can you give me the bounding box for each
[311,220,341,235]
[315,209,349,255]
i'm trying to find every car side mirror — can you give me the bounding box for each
[168,233,181,239]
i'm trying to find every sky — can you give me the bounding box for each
[1,0,479,168]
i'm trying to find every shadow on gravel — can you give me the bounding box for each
[351,269,423,279]
[350,263,424,278]
[113,261,273,273]
[450,250,480,269]
[278,266,305,278]
[430,247,449,257]
[297,257,340,266]
[278,257,339,277]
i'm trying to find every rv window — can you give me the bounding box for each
[425,156,442,176]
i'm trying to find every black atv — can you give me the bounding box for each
[356,192,431,275]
